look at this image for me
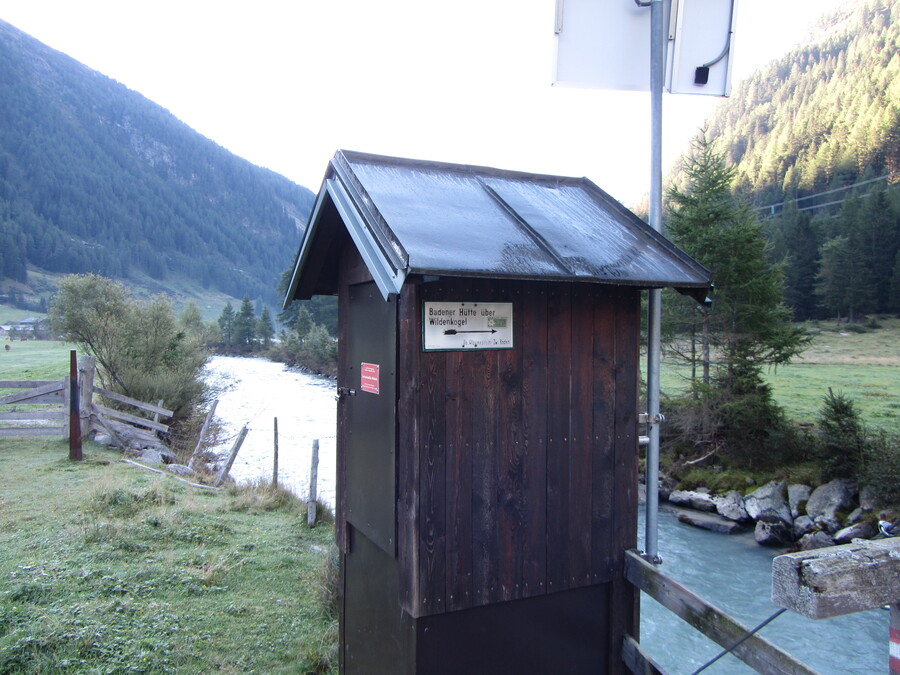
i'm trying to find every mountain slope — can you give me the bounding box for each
[0,19,315,307]
[667,0,900,321]
[699,0,899,205]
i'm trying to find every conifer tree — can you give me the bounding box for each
[218,302,236,348]
[666,135,808,380]
[257,306,275,349]
[233,296,257,352]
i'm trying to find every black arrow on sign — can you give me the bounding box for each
[443,329,497,335]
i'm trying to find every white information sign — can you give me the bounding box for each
[423,302,514,351]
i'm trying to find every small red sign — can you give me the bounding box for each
[360,362,380,395]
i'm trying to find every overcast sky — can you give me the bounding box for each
[0,0,849,205]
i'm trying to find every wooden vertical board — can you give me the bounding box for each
[591,287,617,581]
[336,258,351,554]
[612,287,640,554]
[520,283,548,598]
[609,287,641,667]
[419,342,447,614]
[398,283,422,614]
[445,280,475,612]
[471,336,499,606]
[497,284,525,602]
[546,282,573,593]
[567,282,595,590]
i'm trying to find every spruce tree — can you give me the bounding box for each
[257,306,275,349]
[233,296,257,352]
[665,135,810,468]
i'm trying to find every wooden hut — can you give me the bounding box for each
[284,151,710,674]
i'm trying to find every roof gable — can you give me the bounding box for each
[285,151,710,304]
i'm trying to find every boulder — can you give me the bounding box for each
[845,507,864,526]
[805,479,857,522]
[744,481,791,527]
[754,519,793,546]
[138,448,165,465]
[833,521,876,544]
[669,489,717,513]
[798,531,835,550]
[787,484,811,519]
[713,491,750,522]
[814,515,842,535]
[858,485,878,512]
[793,515,817,539]
[167,464,196,478]
[676,509,745,535]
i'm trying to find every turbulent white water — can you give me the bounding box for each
[639,509,887,674]
[203,355,337,505]
[206,355,888,674]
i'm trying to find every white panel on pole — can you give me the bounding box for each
[552,0,671,91]
[553,0,736,98]
[666,0,738,96]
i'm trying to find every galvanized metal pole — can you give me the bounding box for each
[644,0,665,564]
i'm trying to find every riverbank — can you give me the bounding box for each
[0,438,337,673]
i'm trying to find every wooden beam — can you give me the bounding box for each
[622,635,667,675]
[92,403,169,433]
[0,426,66,437]
[772,537,900,619]
[93,386,173,417]
[0,411,65,420]
[0,380,62,388]
[625,550,817,675]
[0,381,65,405]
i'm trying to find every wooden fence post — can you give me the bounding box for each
[307,439,319,527]
[213,425,248,488]
[188,400,218,469]
[68,350,82,460]
[272,417,279,488]
[78,356,95,435]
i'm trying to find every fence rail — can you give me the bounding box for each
[623,549,818,675]
[0,355,172,448]
[0,379,68,437]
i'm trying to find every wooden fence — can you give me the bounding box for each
[0,354,172,450]
[0,379,68,437]
[623,550,817,674]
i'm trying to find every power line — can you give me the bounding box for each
[754,172,897,215]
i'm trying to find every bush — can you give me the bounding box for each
[859,429,900,505]
[662,363,810,472]
[49,274,209,429]
[817,389,866,480]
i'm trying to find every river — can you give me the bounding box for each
[206,355,887,674]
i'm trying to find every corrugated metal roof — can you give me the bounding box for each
[285,151,710,304]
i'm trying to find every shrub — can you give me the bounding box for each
[859,429,900,505]
[817,389,866,480]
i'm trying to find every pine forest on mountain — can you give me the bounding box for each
[677,0,900,322]
[0,19,314,310]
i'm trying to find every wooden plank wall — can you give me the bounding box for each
[398,278,640,619]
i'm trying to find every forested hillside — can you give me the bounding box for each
[674,0,899,321]
[0,19,315,307]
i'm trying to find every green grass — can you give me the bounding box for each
[0,439,337,673]
[0,340,74,384]
[657,317,900,430]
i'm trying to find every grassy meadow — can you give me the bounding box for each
[0,439,338,673]
[0,339,73,384]
[658,318,900,430]
[1,337,339,673]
